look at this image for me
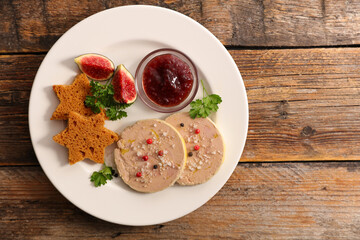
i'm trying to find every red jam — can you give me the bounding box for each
[143,54,194,107]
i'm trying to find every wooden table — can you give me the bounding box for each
[2,1,360,239]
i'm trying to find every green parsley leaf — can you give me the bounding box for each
[85,80,132,120]
[189,80,222,119]
[90,164,114,187]
[106,107,127,121]
[90,172,107,187]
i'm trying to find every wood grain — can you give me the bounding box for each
[0,55,41,165]
[1,162,360,239]
[3,0,360,238]
[233,48,360,161]
[2,0,360,52]
[1,48,360,164]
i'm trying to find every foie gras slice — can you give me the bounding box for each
[114,119,187,193]
[165,112,224,185]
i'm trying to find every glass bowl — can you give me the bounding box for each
[135,48,199,113]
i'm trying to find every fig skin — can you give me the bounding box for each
[74,53,115,81]
[112,64,137,104]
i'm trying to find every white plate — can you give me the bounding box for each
[29,5,248,226]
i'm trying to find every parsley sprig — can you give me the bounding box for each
[85,80,131,120]
[90,164,115,187]
[189,80,222,119]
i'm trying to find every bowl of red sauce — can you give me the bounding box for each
[135,48,199,113]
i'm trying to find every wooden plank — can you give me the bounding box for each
[0,55,42,165]
[231,48,360,161]
[1,47,360,164]
[1,162,360,239]
[2,0,360,52]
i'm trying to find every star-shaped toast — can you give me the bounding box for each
[53,111,118,165]
[51,73,94,120]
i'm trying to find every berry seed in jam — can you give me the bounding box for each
[143,54,194,107]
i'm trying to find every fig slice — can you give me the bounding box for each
[74,53,115,81]
[113,64,137,104]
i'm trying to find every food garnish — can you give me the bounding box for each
[112,64,137,104]
[189,80,222,119]
[75,53,115,81]
[85,80,132,121]
[90,163,115,187]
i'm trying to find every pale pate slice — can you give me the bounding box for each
[114,119,187,193]
[165,112,225,185]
